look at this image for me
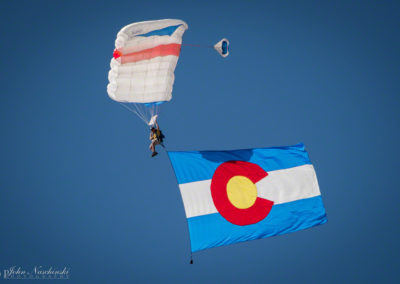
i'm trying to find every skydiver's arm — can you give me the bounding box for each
[155,119,159,130]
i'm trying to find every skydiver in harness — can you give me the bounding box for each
[149,117,165,157]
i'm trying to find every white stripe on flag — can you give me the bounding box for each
[179,164,321,218]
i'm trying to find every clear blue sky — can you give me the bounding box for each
[1,0,399,283]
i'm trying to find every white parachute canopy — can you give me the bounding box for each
[214,38,229,57]
[107,19,188,125]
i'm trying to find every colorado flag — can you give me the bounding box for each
[168,143,327,252]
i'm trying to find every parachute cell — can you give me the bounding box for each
[107,19,188,124]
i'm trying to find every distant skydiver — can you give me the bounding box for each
[149,117,165,157]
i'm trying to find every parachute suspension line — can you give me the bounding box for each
[182,43,213,49]
[182,39,229,58]
[150,103,159,122]
[119,102,162,126]
[119,102,148,124]
[132,103,149,123]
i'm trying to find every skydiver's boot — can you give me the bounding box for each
[151,152,158,157]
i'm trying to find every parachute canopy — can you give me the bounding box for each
[214,38,229,57]
[107,19,188,124]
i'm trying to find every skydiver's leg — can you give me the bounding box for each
[149,141,155,152]
[150,140,158,157]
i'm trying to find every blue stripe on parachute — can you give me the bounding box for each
[137,25,182,37]
[168,143,311,184]
[188,195,327,252]
[143,101,166,107]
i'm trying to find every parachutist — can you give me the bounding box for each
[149,118,165,157]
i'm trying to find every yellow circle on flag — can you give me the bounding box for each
[226,176,258,209]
